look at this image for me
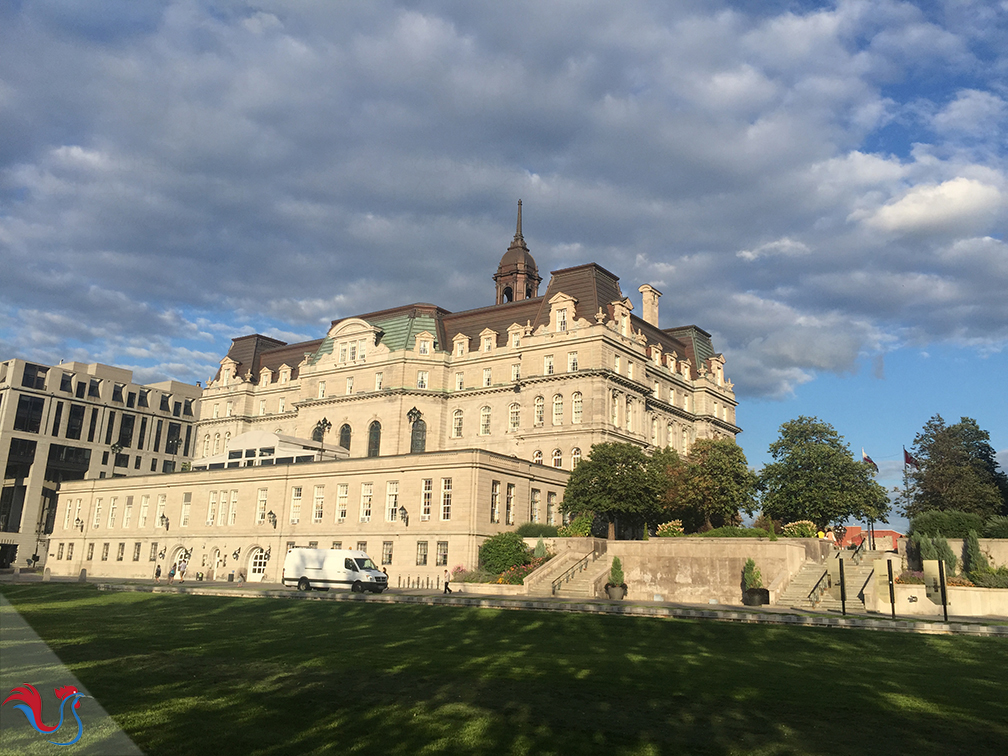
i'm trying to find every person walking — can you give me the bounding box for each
[443,569,452,595]
[178,558,188,583]
[167,562,176,585]
[154,564,162,583]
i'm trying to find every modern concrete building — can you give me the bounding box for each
[0,359,201,568]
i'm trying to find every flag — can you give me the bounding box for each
[903,447,920,469]
[862,448,878,473]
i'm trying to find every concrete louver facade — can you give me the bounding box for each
[46,448,569,585]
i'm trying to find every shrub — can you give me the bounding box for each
[969,567,1008,589]
[699,526,772,538]
[743,558,762,590]
[910,510,984,539]
[895,570,925,584]
[609,557,624,586]
[782,520,817,538]
[753,513,781,535]
[496,555,552,585]
[479,532,531,574]
[557,514,593,537]
[984,515,1008,539]
[453,567,498,583]
[515,522,559,538]
[964,530,989,576]
[932,533,959,575]
[913,532,939,562]
[655,520,685,537]
[533,537,546,559]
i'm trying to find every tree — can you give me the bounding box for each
[664,439,758,532]
[759,416,890,528]
[905,415,1007,519]
[561,443,667,539]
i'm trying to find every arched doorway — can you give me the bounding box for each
[209,548,222,580]
[248,547,269,582]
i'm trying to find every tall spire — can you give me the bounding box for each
[515,199,523,241]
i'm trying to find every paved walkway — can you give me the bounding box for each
[0,594,144,756]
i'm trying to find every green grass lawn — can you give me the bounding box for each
[2,584,1006,755]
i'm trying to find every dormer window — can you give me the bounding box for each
[483,337,493,353]
[456,342,465,356]
[419,340,430,355]
[511,333,520,348]
[557,308,567,332]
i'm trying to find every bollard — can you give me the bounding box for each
[78,569,88,583]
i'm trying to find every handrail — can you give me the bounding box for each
[851,538,867,565]
[552,553,591,595]
[808,569,830,607]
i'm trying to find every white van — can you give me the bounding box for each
[282,548,388,593]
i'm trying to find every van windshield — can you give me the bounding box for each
[354,558,377,571]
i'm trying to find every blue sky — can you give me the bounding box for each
[2,1,1006,527]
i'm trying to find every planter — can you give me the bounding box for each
[606,584,626,600]
[742,587,770,606]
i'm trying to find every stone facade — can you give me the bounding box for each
[46,448,568,585]
[0,358,201,568]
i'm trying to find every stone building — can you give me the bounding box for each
[0,359,201,568]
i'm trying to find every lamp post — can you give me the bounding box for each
[398,505,409,527]
[74,517,84,533]
[266,510,277,529]
[160,513,170,532]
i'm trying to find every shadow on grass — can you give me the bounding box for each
[2,585,1006,755]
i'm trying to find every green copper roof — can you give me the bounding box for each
[306,310,442,365]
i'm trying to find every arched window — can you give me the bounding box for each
[508,403,521,431]
[667,422,675,450]
[571,447,582,468]
[552,449,563,468]
[611,390,618,425]
[368,421,381,458]
[552,394,563,425]
[250,548,268,577]
[213,433,220,455]
[339,424,351,451]
[533,450,543,465]
[572,392,582,423]
[224,432,231,452]
[651,417,658,445]
[480,406,491,436]
[202,435,210,457]
[452,410,463,438]
[534,396,545,426]
[625,398,632,431]
[682,428,690,455]
[410,419,426,453]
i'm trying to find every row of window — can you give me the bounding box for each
[290,539,449,567]
[531,448,581,470]
[53,540,159,563]
[19,363,192,414]
[448,393,584,438]
[488,482,560,525]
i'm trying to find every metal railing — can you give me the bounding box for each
[851,538,867,565]
[808,569,831,607]
[551,553,592,595]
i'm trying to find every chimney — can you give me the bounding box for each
[638,284,661,327]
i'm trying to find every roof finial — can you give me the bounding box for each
[515,199,523,240]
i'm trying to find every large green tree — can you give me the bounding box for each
[664,438,758,532]
[561,442,667,539]
[905,415,1007,518]
[759,416,890,528]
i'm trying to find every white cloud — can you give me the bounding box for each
[737,237,811,261]
[860,177,1004,234]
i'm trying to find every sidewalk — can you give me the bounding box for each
[0,594,143,756]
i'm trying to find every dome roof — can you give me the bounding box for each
[496,199,538,274]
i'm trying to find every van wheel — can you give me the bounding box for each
[352,581,363,593]
[297,578,310,592]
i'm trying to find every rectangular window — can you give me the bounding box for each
[207,491,217,526]
[150,542,158,561]
[654,381,660,398]
[87,543,94,561]
[506,483,515,525]
[443,479,455,520]
[101,543,109,561]
[374,372,383,391]
[557,308,567,332]
[76,381,86,398]
[156,494,166,528]
[547,492,557,526]
[455,372,464,391]
[332,541,342,550]
[421,479,432,521]
[133,542,141,561]
[436,541,449,566]
[416,541,428,566]
[66,542,74,560]
[57,543,64,560]
[336,483,348,522]
[225,401,232,417]
[416,371,428,389]
[628,363,634,380]
[318,381,326,399]
[346,376,354,394]
[511,363,520,381]
[357,541,367,553]
[339,343,347,362]
[382,541,393,565]
[544,355,554,375]
[213,403,220,419]
[13,396,45,433]
[63,498,73,530]
[456,341,465,356]
[180,493,191,527]
[92,499,102,529]
[138,495,149,528]
[290,487,302,524]
[51,401,63,436]
[116,542,125,561]
[349,341,357,361]
[108,498,117,528]
[530,489,541,523]
[614,355,621,373]
[490,480,500,523]
[256,489,267,525]
[123,497,133,528]
[21,363,48,389]
[418,339,430,355]
[386,481,399,521]
[359,483,373,522]
[452,411,463,438]
[278,397,285,413]
[313,485,324,523]
[259,399,266,416]
[229,490,238,525]
[218,490,228,526]
[65,404,85,440]
[483,336,493,352]
[568,352,578,372]
[60,372,73,392]
[512,332,520,348]
[482,368,492,387]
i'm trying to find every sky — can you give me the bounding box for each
[2,1,1006,529]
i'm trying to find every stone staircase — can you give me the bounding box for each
[778,549,892,612]
[525,547,610,599]
[552,558,610,599]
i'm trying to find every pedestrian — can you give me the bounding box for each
[167,562,176,585]
[826,527,836,544]
[178,558,188,583]
[443,569,452,595]
[154,564,162,583]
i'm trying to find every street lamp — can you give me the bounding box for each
[74,517,84,533]
[160,513,170,531]
[267,510,277,529]
[398,505,409,527]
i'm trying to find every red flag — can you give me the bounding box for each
[903,447,919,469]
[862,448,878,473]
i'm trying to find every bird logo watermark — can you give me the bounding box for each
[3,683,90,746]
